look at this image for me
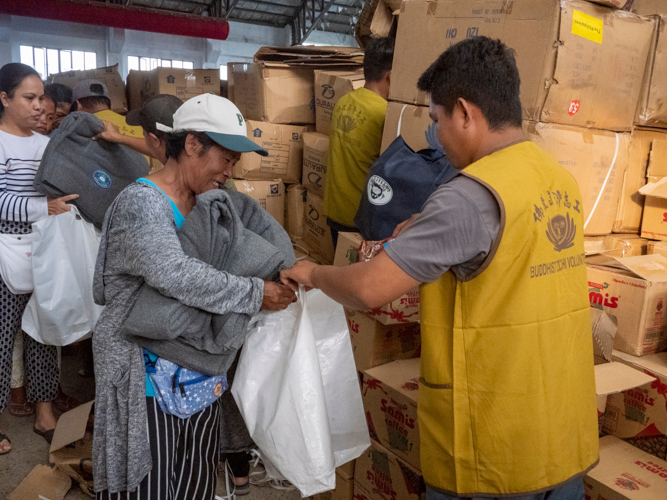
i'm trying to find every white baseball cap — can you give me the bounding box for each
[156,93,268,156]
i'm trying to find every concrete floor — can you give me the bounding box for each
[0,342,301,500]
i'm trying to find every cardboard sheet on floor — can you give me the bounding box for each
[7,465,72,500]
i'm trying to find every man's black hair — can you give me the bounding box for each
[75,95,111,111]
[165,130,217,160]
[417,37,522,130]
[363,37,395,83]
[44,83,72,107]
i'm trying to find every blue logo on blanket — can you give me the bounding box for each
[93,170,112,189]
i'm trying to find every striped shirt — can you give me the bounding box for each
[0,129,49,222]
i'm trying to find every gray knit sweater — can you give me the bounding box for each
[91,182,264,494]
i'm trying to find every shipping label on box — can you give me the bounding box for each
[602,351,667,461]
[313,471,355,500]
[345,309,420,372]
[231,63,315,124]
[585,436,667,500]
[587,255,667,356]
[526,122,630,236]
[354,439,425,500]
[234,121,309,184]
[232,179,285,227]
[315,70,365,135]
[303,132,329,197]
[362,359,420,470]
[286,184,307,242]
[50,64,127,114]
[391,0,653,131]
[303,191,335,264]
[333,232,420,324]
[381,102,438,154]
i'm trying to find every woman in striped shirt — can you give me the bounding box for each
[0,63,78,455]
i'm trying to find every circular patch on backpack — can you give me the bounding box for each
[367,175,393,206]
[93,170,112,189]
[214,382,223,397]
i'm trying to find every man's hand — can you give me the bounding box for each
[392,214,420,238]
[93,121,124,144]
[280,261,319,291]
[261,281,297,311]
[47,194,79,215]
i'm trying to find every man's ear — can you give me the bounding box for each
[385,70,392,86]
[457,98,476,129]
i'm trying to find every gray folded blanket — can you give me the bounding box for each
[123,189,295,375]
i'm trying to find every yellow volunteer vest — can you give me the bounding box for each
[419,141,598,496]
[95,110,149,164]
[323,87,387,227]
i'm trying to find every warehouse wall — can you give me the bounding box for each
[0,14,356,78]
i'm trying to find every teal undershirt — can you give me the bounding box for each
[136,178,185,397]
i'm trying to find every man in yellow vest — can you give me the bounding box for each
[281,37,598,500]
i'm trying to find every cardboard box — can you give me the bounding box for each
[353,482,374,500]
[362,358,420,469]
[232,179,285,226]
[635,15,667,128]
[49,64,128,114]
[286,184,307,242]
[345,308,421,372]
[333,232,421,324]
[231,63,315,124]
[586,235,650,258]
[294,241,330,265]
[587,255,667,356]
[391,0,654,131]
[315,70,365,135]
[313,471,355,500]
[303,191,335,264]
[7,465,72,500]
[584,436,667,499]
[126,69,143,111]
[355,0,397,48]
[602,351,667,461]
[639,140,667,240]
[354,439,425,500]
[303,132,329,197]
[594,360,656,417]
[338,461,355,480]
[648,240,667,258]
[233,121,309,184]
[227,62,236,103]
[49,401,95,495]
[526,122,630,236]
[381,102,438,154]
[137,67,220,104]
[633,0,667,15]
[614,128,666,233]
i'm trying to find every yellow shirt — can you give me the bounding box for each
[323,87,387,227]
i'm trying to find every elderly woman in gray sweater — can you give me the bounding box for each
[92,95,296,500]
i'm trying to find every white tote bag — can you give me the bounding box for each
[0,231,36,295]
[22,206,103,346]
[232,287,370,497]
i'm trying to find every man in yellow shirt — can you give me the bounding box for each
[282,37,597,500]
[323,37,394,247]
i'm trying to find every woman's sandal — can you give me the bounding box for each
[8,400,35,417]
[33,427,55,445]
[53,390,79,413]
[0,432,11,455]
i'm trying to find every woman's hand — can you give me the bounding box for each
[93,120,124,143]
[261,281,297,311]
[47,194,79,215]
[280,261,318,292]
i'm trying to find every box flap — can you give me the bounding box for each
[606,254,667,282]
[639,174,667,198]
[7,465,72,500]
[49,400,94,454]
[595,362,655,397]
[364,358,420,403]
[613,349,667,377]
[647,139,667,177]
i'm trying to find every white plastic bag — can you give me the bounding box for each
[22,206,103,346]
[232,287,370,497]
[0,231,36,294]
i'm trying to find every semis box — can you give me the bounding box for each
[380,102,437,154]
[231,179,285,227]
[231,63,315,124]
[344,308,421,372]
[587,255,667,356]
[314,70,365,135]
[233,121,309,184]
[312,471,355,500]
[391,0,654,131]
[362,358,420,470]
[526,122,630,236]
[302,132,329,197]
[354,439,425,500]
[584,436,667,499]
[602,351,667,460]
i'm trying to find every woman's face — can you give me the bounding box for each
[34,97,56,135]
[187,137,241,195]
[0,75,44,130]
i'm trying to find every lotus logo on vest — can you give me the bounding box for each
[546,213,576,252]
